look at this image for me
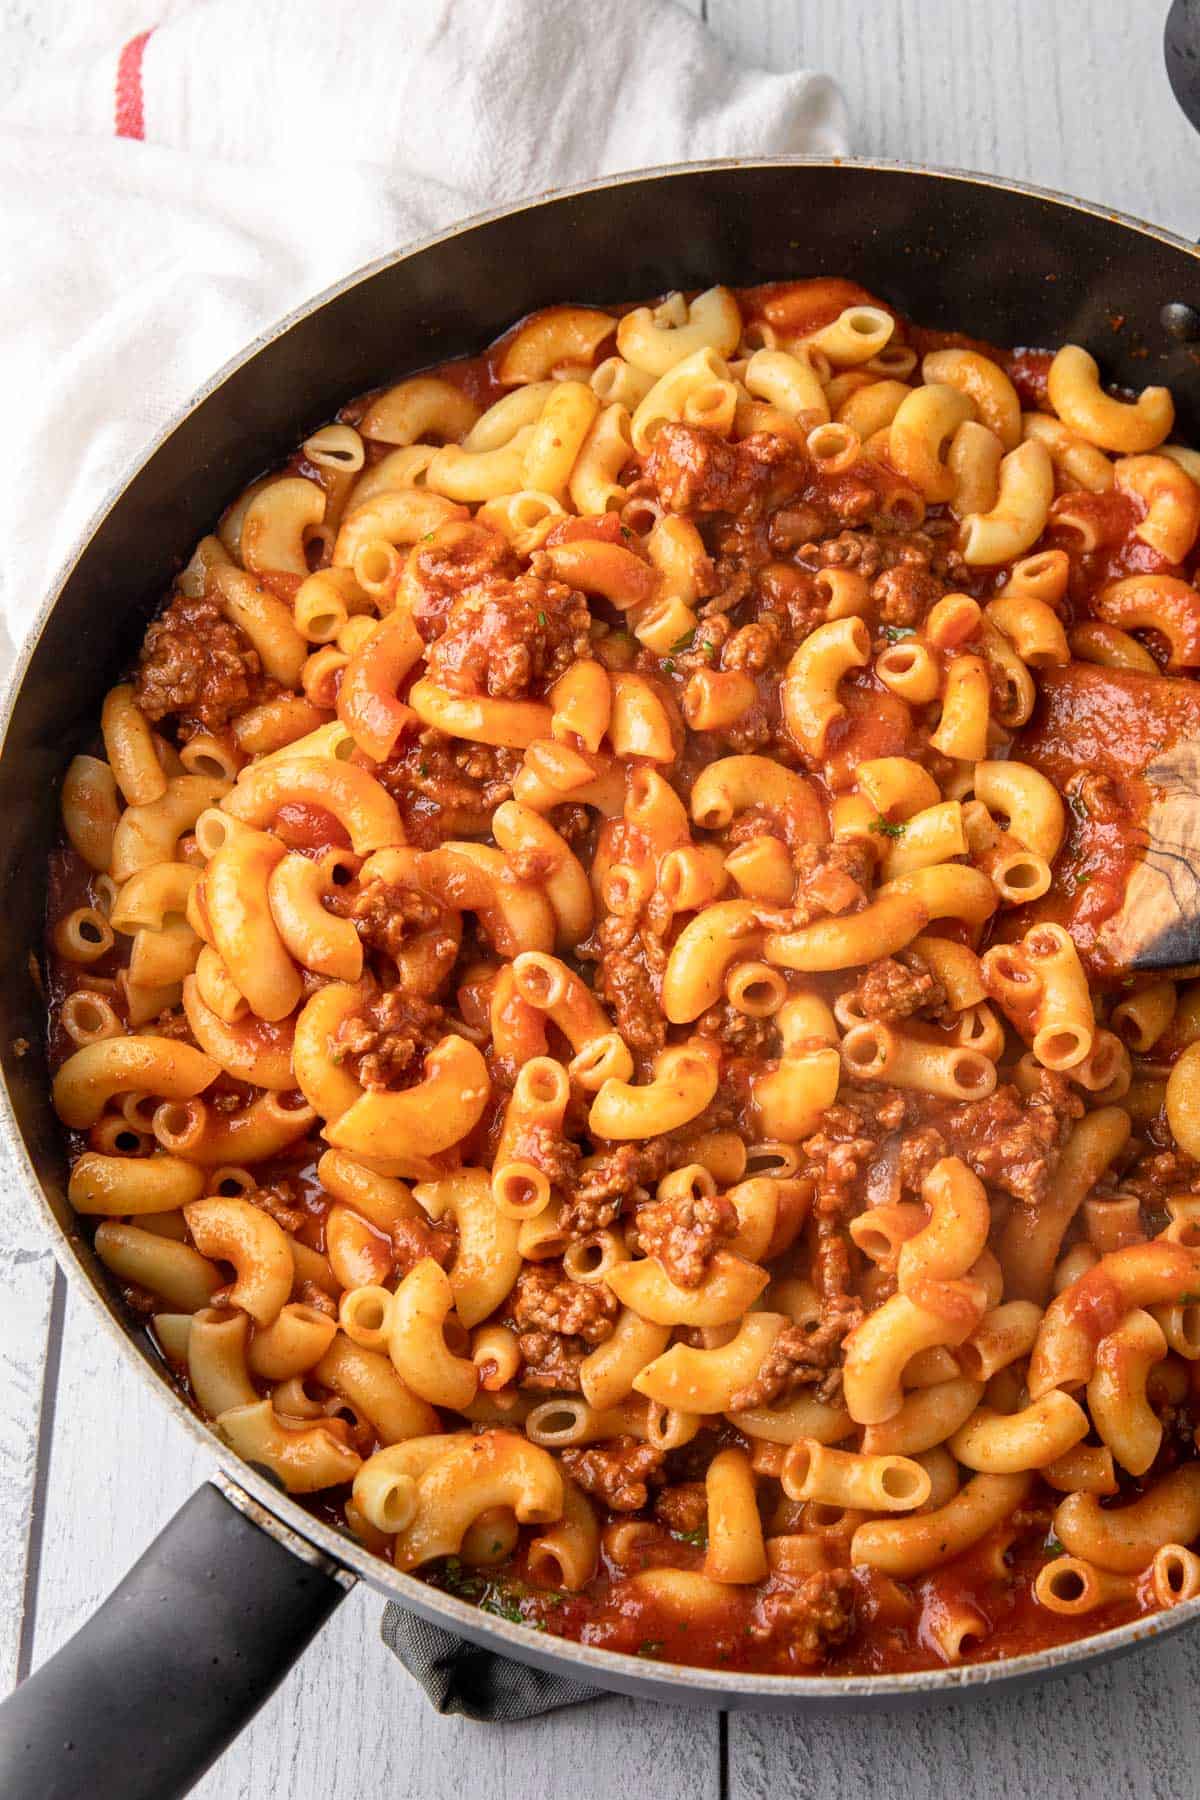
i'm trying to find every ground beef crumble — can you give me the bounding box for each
[376,737,523,842]
[1123,1147,1200,1204]
[509,1120,582,1190]
[786,1094,906,1399]
[723,614,784,675]
[561,1437,666,1511]
[729,1310,862,1410]
[879,1078,1084,1215]
[592,932,667,1057]
[559,1141,672,1236]
[696,1000,776,1057]
[511,1260,618,1390]
[749,840,872,926]
[243,1178,307,1233]
[332,989,446,1090]
[548,803,593,849]
[334,876,458,987]
[421,565,591,700]
[897,1123,950,1195]
[870,562,945,627]
[391,1215,458,1278]
[297,1280,337,1319]
[749,1570,857,1667]
[402,521,514,637]
[627,1190,738,1288]
[653,1482,709,1536]
[513,1262,617,1341]
[844,956,948,1023]
[134,590,265,729]
[648,424,806,516]
[801,1100,895,1216]
[801,524,964,590]
[941,1071,1082,1207]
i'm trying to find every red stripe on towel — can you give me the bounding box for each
[115,29,154,139]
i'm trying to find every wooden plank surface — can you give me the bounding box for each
[4,1,1200,1797]
[729,1635,1200,1800]
[707,0,1198,242]
[0,1175,57,1693]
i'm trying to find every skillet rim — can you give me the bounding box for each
[7,153,1200,1706]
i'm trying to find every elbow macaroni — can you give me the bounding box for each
[47,281,1200,1679]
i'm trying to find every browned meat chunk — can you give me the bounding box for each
[728,1309,862,1411]
[134,591,263,729]
[791,840,871,917]
[747,841,871,922]
[333,990,445,1091]
[749,1570,857,1667]
[244,1178,307,1233]
[377,738,523,844]
[942,1073,1082,1206]
[513,1261,617,1342]
[593,942,666,1056]
[897,1124,949,1194]
[1123,1146,1200,1204]
[508,1120,581,1190]
[809,528,886,574]
[391,1214,458,1278]
[511,1260,618,1391]
[628,1190,738,1289]
[844,956,948,1023]
[404,522,515,639]
[722,615,783,675]
[806,526,963,585]
[548,803,593,849]
[342,878,442,960]
[559,1143,660,1236]
[561,1436,665,1511]
[801,1103,884,1215]
[870,562,944,627]
[654,1482,709,1537]
[667,613,730,675]
[331,877,459,994]
[297,1280,337,1319]
[648,424,803,515]
[423,567,591,699]
[695,1001,775,1056]
[516,1332,585,1391]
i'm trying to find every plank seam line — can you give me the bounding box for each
[719,1709,729,1800]
[15,1265,68,1684]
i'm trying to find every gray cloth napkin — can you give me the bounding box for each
[381,1604,606,1719]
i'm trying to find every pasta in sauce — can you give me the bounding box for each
[45,276,1200,1675]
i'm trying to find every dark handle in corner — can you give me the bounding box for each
[1166,0,1200,133]
[0,1481,350,1800]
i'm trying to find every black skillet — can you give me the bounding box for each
[5,151,1200,1798]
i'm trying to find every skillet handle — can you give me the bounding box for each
[0,1477,352,1800]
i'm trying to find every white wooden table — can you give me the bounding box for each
[3,3,1199,1795]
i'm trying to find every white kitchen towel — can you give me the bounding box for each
[0,0,845,665]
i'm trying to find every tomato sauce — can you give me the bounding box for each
[273,800,352,855]
[414,1500,1146,1677]
[748,278,885,339]
[1004,348,1055,413]
[1061,1268,1126,1345]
